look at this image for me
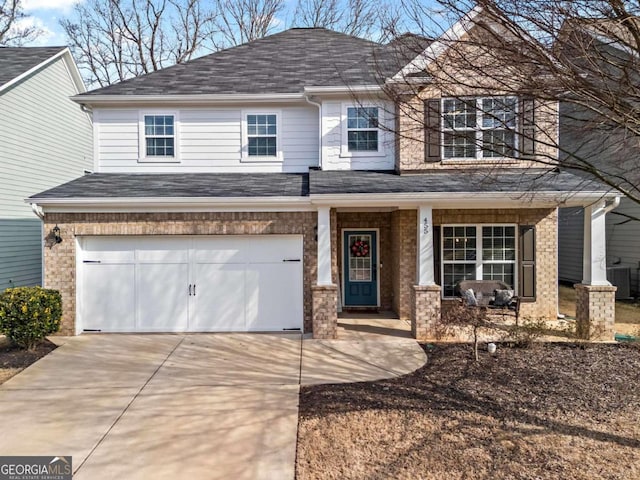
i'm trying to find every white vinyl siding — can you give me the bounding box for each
[322,99,395,170]
[0,56,92,290]
[95,106,317,173]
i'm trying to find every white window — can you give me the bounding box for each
[138,112,179,163]
[441,224,517,297]
[241,111,282,162]
[442,97,517,160]
[340,104,385,157]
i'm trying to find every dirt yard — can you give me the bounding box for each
[0,338,57,384]
[559,284,640,335]
[297,343,640,480]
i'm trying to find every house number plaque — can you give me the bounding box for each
[423,217,429,234]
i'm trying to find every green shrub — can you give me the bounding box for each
[0,287,62,349]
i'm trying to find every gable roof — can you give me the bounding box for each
[76,28,427,98]
[0,46,86,94]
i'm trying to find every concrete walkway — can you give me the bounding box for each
[0,332,426,479]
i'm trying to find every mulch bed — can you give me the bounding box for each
[0,339,57,384]
[296,343,640,480]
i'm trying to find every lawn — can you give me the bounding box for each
[558,284,640,336]
[296,343,640,480]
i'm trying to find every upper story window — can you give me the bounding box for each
[442,97,517,160]
[145,115,175,157]
[347,107,379,152]
[138,111,179,163]
[241,111,282,162]
[247,114,277,156]
[340,104,386,158]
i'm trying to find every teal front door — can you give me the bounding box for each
[343,230,378,306]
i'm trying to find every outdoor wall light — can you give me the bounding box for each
[52,225,62,244]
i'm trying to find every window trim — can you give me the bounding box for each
[240,109,283,162]
[441,223,519,299]
[138,111,180,163]
[340,103,386,158]
[440,96,519,162]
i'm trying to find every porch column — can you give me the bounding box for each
[313,206,338,339]
[416,204,435,286]
[317,206,332,285]
[412,204,440,340]
[575,201,617,340]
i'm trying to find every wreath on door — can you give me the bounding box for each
[350,239,370,257]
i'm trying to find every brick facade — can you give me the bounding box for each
[411,285,441,340]
[391,210,417,319]
[575,284,617,340]
[43,212,316,335]
[312,285,338,339]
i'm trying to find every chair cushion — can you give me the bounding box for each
[494,289,515,307]
[462,288,478,306]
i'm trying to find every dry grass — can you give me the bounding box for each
[0,338,56,384]
[558,284,640,335]
[297,343,640,480]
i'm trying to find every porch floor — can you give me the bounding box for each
[337,312,412,341]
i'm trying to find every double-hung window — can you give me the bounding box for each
[144,115,175,157]
[347,107,379,152]
[441,224,517,297]
[247,114,277,156]
[139,112,178,162]
[442,97,517,160]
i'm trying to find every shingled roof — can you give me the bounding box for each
[77,28,429,97]
[0,46,67,89]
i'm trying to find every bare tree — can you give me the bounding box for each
[381,0,640,207]
[60,0,216,88]
[292,0,390,38]
[0,0,41,46]
[214,0,284,47]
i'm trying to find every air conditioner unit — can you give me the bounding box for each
[606,266,631,300]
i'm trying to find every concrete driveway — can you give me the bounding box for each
[0,332,426,479]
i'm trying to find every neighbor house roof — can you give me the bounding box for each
[0,46,86,94]
[0,46,66,89]
[75,28,430,98]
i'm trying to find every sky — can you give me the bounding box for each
[18,0,447,48]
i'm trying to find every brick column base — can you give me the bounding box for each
[411,285,441,341]
[574,284,617,340]
[312,284,338,339]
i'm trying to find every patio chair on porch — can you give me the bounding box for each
[455,280,521,325]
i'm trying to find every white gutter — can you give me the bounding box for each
[31,203,44,219]
[602,196,621,213]
[304,94,323,169]
[303,85,383,94]
[71,93,306,106]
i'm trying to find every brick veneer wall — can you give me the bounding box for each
[44,212,317,335]
[411,285,441,340]
[312,285,338,339]
[433,208,559,321]
[391,210,417,319]
[575,284,616,340]
[337,212,393,310]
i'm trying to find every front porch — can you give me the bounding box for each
[311,202,619,342]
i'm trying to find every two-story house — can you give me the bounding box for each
[29,8,618,340]
[0,47,92,291]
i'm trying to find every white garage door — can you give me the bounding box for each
[78,235,303,333]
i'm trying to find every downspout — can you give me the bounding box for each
[602,196,621,214]
[31,203,45,289]
[304,94,322,169]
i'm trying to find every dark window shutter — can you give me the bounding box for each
[424,99,441,162]
[518,98,535,158]
[433,226,441,286]
[519,225,536,301]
